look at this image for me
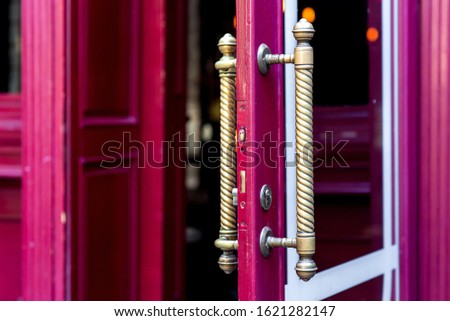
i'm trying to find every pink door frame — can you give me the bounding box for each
[139,0,187,300]
[418,0,450,300]
[398,0,450,301]
[21,0,66,300]
[236,0,286,300]
[398,0,420,301]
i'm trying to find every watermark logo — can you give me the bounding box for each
[100,131,349,169]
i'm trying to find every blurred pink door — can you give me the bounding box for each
[18,0,186,300]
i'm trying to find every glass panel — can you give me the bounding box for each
[324,275,383,300]
[297,0,384,269]
[298,0,369,106]
[391,270,396,300]
[315,195,382,271]
[0,0,21,93]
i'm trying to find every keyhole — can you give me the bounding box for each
[265,190,272,206]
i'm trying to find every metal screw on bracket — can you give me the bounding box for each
[232,188,238,206]
[260,184,273,211]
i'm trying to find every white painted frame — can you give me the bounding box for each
[284,0,400,301]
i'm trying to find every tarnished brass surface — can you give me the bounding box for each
[214,238,238,251]
[268,236,297,249]
[215,59,237,70]
[293,19,317,282]
[266,53,294,64]
[215,33,238,274]
[259,226,296,258]
[255,19,317,282]
[214,22,317,280]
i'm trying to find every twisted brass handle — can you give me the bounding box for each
[258,19,317,281]
[213,20,317,282]
[292,19,317,281]
[214,34,238,274]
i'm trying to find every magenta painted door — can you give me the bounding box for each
[67,0,186,300]
[67,0,142,300]
[235,0,402,300]
[235,0,286,300]
[0,94,21,300]
[0,0,21,300]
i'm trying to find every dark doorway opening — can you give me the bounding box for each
[184,0,237,300]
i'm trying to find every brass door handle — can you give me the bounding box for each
[291,19,317,282]
[257,19,317,282]
[213,19,317,282]
[214,34,238,274]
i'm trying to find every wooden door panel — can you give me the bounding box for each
[80,0,136,119]
[0,179,21,300]
[8,0,185,301]
[78,0,138,121]
[0,221,21,299]
[78,166,137,300]
[68,0,186,300]
[0,0,21,300]
[69,0,140,300]
[21,0,66,300]
[0,96,21,177]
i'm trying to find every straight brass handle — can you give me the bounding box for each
[258,19,317,282]
[214,34,238,274]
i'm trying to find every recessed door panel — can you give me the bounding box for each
[79,166,137,300]
[68,0,186,300]
[78,0,138,120]
[0,0,21,300]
